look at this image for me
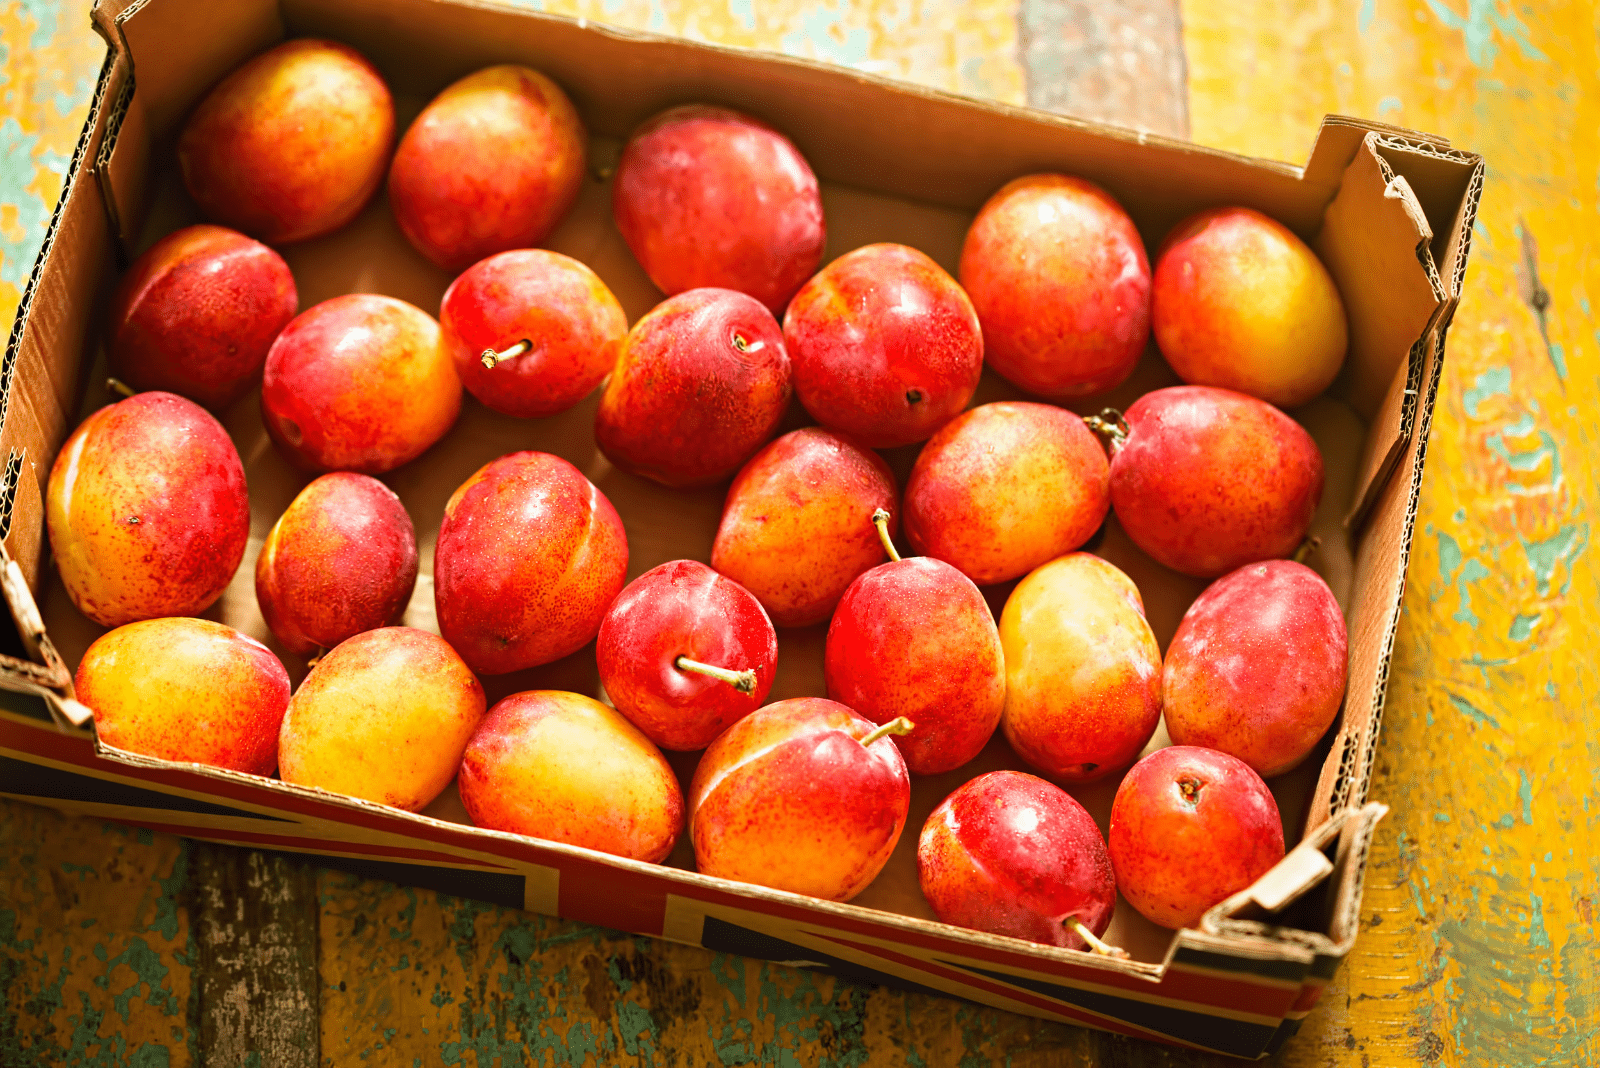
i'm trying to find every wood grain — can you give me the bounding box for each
[188,845,319,1068]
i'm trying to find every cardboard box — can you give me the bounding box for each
[0,0,1482,1057]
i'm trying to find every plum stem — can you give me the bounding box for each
[1178,776,1203,807]
[481,338,533,369]
[871,508,901,562]
[106,378,135,399]
[674,656,757,695]
[1065,917,1127,958]
[859,716,915,748]
[305,649,326,670]
[1084,408,1129,448]
[1293,537,1322,564]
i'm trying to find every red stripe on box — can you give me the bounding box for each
[1289,978,1328,1014]
[554,852,670,936]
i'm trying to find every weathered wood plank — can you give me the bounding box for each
[188,845,320,1068]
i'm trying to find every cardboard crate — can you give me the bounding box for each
[0,0,1482,1057]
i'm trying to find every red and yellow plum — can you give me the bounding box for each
[825,539,1004,775]
[688,697,910,901]
[441,249,628,419]
[261,294,461,474]
[999,553,1161,783]
[77,618,290,776]
[107,224,298,409]
[1109,385,1324,578]
[459,690,684,862]
[277,627,486,811]
[959,174,1150,398]
[711,428,897,628]
[1152,207,1348,408]
[47,392,249,628]
[178,39,394,245]
[613,105,825,314]
[595,289,790,487]
[918,771,1116,950]
[904,402,1109,586]
[1163,560,1348,777]
[597,560,778,751]
[389,66,586,271]
[1109,746,1286,930]
[784,243,982,449]
[434,451,628,675]
[255,473,419,656]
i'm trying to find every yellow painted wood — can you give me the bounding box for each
[0,799,195,1066]
[1184,2,1599,1065]
[5,1,1596,1065]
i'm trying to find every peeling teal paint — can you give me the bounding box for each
[1453,558,1491,627]
[1521,523,1589,597]
[1378,95,1402,115]
[1463,365,1512,417]
[1438,529,1464,582]
[781,1,873,67]
[1485,420,1563,491]
[1449,692,1502,730]
[1358,0,1375,34]
[1518,768,1534,824]
[1526,895,1551,949]
[1509,612,1541,640]
[1547,342,1568,379]
[728,0,756,31]
[1422,0,1548,69]
[0,117,65,293]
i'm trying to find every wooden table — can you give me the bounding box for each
[2,1,1592,1065]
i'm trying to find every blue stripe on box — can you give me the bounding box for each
[948,961,1278,1057]
[0,754,294,822]
[700,915,956,1000]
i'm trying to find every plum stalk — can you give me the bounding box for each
[481,338,533,369]
[871,508,901,562]
[1293,536,1322,563]
[1083,408,1129,449]
[674,655,757,695]
[1065,916,1127,958]
[858,716,915,747]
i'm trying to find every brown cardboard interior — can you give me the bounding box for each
[5,0,1476,989]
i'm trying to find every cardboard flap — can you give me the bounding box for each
[1344,331,1429,538]
[1300,115,1448,202]
[1316,133,1446,421]
[1325,801,1390,947]
[94,79,148,263]
[1202,803,1367,935]
[0,533,81,728]
[1373,135,1484,296]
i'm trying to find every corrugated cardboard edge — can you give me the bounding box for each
[0,32,128,594]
